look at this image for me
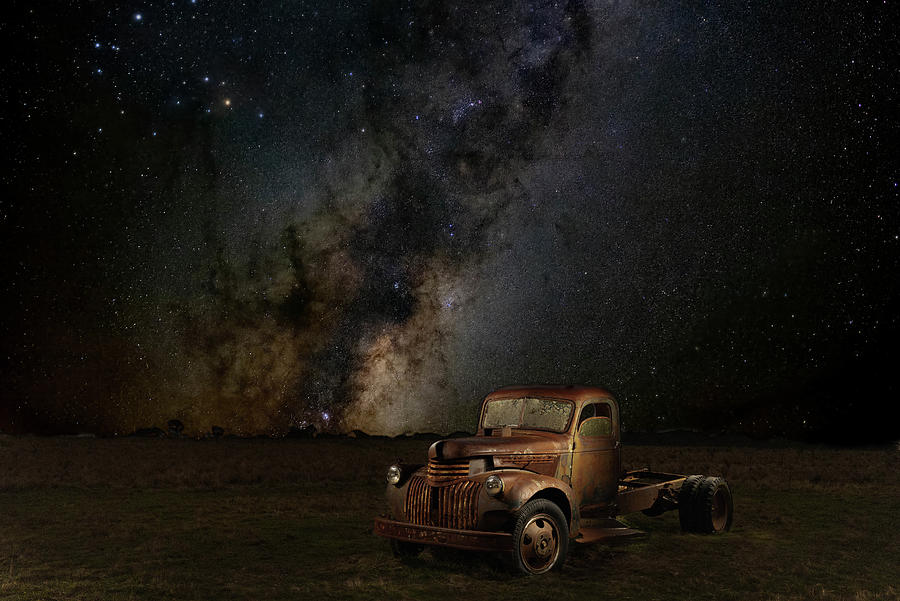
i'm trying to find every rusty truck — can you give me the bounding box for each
[374,385,733,574]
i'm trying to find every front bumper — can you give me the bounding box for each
[373,517,513,552]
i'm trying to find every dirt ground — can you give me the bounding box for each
[1,435,897,600]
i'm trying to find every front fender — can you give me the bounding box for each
[473,470,576,530]
[384,465,425,519]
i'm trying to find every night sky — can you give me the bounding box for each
[2,1,897,442]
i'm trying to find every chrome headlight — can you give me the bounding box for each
[484,474,503,496]
[386,464,402,485]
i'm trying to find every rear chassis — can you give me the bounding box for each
[615,469,685,515]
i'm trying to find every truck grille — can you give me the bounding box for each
[405,476,481,530]
[427,458,469,483]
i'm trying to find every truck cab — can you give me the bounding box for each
[374,385,733,574]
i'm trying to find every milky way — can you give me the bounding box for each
[3,2,897,441]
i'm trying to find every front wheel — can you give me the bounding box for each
[510,498,569,575]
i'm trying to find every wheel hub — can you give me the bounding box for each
[535,534,552,558]
[520,515,559,571]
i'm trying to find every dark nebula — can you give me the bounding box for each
[2,1,897,442]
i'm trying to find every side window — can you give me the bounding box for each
[577,403,612,437]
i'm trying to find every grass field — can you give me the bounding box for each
[1,435,898,600]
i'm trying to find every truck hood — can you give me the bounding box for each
[429,432,569,461]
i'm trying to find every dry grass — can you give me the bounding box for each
[0,435,432,489]
[0,435,898,600]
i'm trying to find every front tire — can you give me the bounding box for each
[510,498,569,575]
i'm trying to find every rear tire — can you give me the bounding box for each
[510,498,569,575]
[694,476,733,533]
[678,474,704,532]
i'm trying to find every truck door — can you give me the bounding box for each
[569,401,620,510]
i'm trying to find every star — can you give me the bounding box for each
[3,0,894,443]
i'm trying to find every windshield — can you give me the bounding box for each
[481,397,573,432]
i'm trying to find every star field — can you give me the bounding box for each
[2,1,897,442]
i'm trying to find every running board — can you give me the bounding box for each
[575,519,647,544]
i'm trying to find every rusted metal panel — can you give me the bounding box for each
[374,517,514,552]
[615,471,685,515]
[402,475,481,530]
[427,458,469,483]
[430,434,569,461]
[566,400,621,508]
[403,474,431,525]
[494,455,559,476]
[570,447,618,508]
[569,413,620,506]
[615,482,665,515]
[497,471,575,523]
[486,385,615,405]
[575,518,646,544]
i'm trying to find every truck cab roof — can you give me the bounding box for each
[486,384,616,404]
